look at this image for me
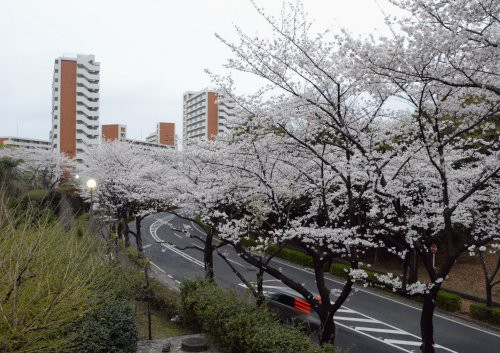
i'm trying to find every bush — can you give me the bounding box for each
[64,297,138,353]
[0,198,139,352]
[180,279,334,353]
[15,188,61,222]
[273,246,314,268]
[330,263,350,279]
[436,291,461,312]
[470,303,500,326]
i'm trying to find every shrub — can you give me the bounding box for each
[180,279,335,353]
[64,297,138,353]
[330,263,350,279]
[470,303,500,326]
[273,246,314,268]
[436,291,461,312]
[0,198,139,352]
[15,188,61,222]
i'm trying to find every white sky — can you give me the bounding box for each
[0,0,400,141]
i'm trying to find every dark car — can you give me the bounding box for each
[263,286,322,339]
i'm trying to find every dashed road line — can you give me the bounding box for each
[149,215,465,353]
[356,327,408,334]
[150,261,166,274]
[238,282,457,353]
[270,257,500,339]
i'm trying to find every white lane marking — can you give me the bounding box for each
[335,321,415,353]
[384,339,422,346]
[236,282,458,353]
[356,327,408,334]
[271,258,500,338]
[190,220,206,234]
[227,258,246,267]
[175,280,181,284]
[335,317,380,323]
[149,216,204,268]
[150,261,166,274]
[174,233,183,239]
[167,274,174,279]
[337,308,356,313]
[143,244,152,249]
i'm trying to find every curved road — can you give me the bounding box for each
[137,213,500,353]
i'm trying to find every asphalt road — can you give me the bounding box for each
[138,213,500,353]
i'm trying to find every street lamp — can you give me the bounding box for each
[86,178,97,216]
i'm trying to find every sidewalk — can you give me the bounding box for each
[137,334,221,353]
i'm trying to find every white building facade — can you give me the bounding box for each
[182,88,234,143]
[50,54,100,163]
[0,136,51,150]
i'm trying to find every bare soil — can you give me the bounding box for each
[368,251,500,303]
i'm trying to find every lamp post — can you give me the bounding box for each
[86,178,97,216]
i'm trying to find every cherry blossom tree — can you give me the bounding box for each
[82,140,174,254]
[212,1,499,350]
[0,147,74,190]
[346,1,500,351]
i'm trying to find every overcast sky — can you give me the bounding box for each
[0,0,399,141]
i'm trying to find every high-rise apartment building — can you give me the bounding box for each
[182,88,234,142]
[50,54,100,163]
[146,122,176,147]
[102,124,127,141]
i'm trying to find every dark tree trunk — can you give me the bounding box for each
[319,310,336,346]
[420,290,437,353]
[135,216,144,255]
[486,284,493,307]
[204,228,214,281]
[479,251,499,307]
[120,219,130,247]
[409,248,419,284]
[401,254,409,295]
[256,268,265,307]
[143,265,152,340]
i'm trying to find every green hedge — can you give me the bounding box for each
[273,246,314,268]
[435,291,461,312]
[64,297,138,353]
[180,279,335,353]
[470,303,500,326]
[241,240,464,313]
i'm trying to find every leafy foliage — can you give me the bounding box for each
[470,303,500,326]
[63,297,137,353]
[180,279,335,353]
[0,198,138,352]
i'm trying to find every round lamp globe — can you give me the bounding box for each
[86,178,97,190]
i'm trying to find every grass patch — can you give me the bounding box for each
[135,301,191,340]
